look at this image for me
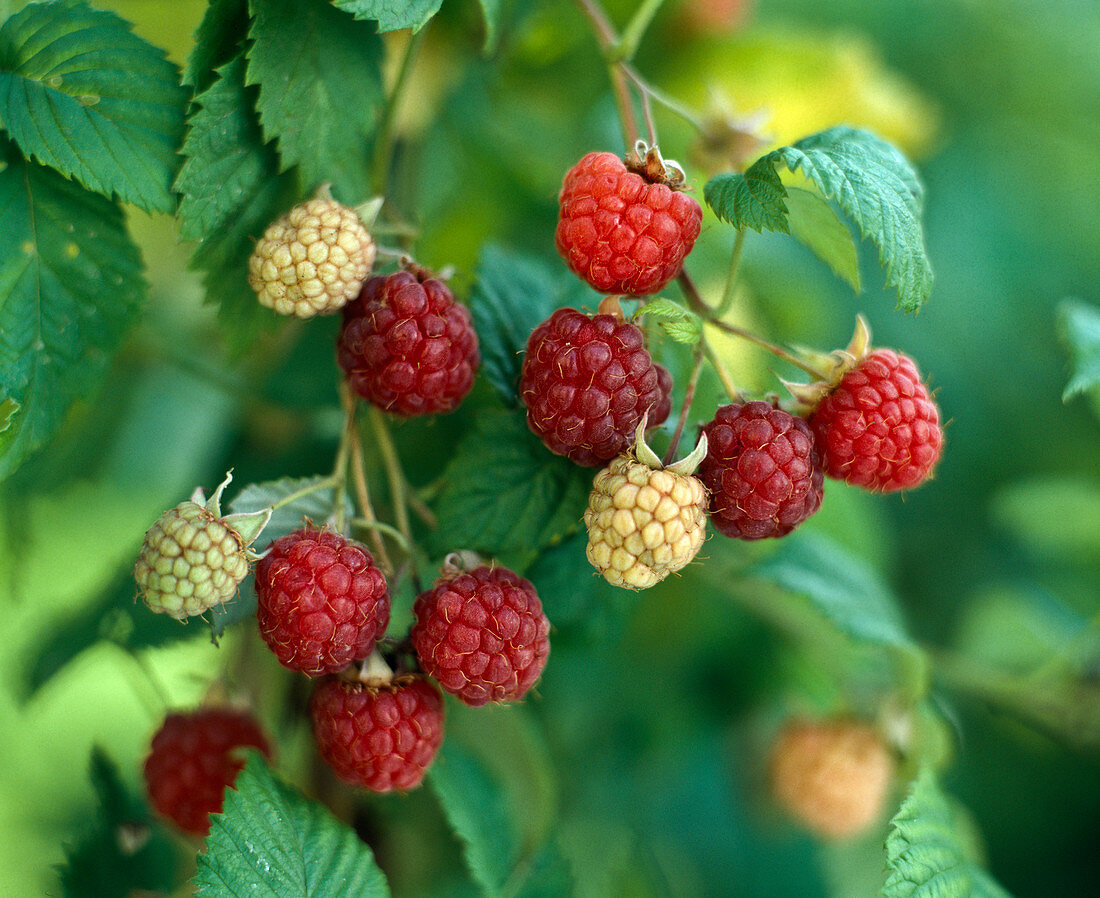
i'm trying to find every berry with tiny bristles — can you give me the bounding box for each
[697,401,824,540]
[310,675,444,792]
[255,529,390,677]
[338,268,480,416]
[248,197,375,318]
[520,307,671,466]
[143,708,270,836]
[412,564,550,706]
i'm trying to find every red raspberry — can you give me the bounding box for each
[255,529,390,677]
[555,151,702,295]
[337,269,480,416]
[809,349,943,492]
[310,675,444,792]
[520,308,671,466]
[411,565,550,707]
[143,708,270,836]
[698,401,824,539]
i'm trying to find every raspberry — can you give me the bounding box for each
[337,269,480,416]
[697,401,824,540]
[520,307,671,466]
[411,565,550,707]
[310,675,444,792]
[255,529,390,677]
[248,197,375,318]
[143,708,270,836]
[555,149,702,295]
[585,453,708,589]
[769,717,895,839]
[809,349,943,492]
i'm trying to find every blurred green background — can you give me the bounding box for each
[1,0,1097,895]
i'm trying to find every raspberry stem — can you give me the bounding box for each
[367,406,422,593]
[371,25,428,199]
[662,340,705,466]
[573,0,641,148]
[716,229,747,318]
[341,384,394,574]
[611,0,666,63]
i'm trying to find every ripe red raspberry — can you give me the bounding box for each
[411,565,550,706]
[698,401,824,539]
[520,308,671,466]
[337,269,479,416]
[255,529,390,677]
[143,708,270,836]
[555,150,702,295]
[310,675,444,792]
[809,349,943,492]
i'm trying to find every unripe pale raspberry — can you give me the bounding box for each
[585,455,708,589]
[310,675,444,792]
[248,198,375,318]
[255,529,390,677]
[411,565,550,707]
[698,401,824,540]
[144,708,270,836]
[520,307,672,467]
[337,269,480,416]
[769,717,895,839]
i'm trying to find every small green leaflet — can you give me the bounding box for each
[636,298,703,345]
[194,754,390,897]
[883,767,1014,898]
[1058,299,1100,401]
[705,127,932,312]
[185,0,250,92]
[334,0,444,33]
[0,398,17,434]
[246,0,383,201]
[0,0,187,213]
[0,139,145,483]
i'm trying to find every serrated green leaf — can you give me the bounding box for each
[637,298,702,345]
[1058,299,1100,401]
[882,768,1013,898]
[704,127,931,311]
[194,754,389,897]
[0,139,145,482]
[468,244,599,407]
[246,0,383,201]
[334,0,444,32]
[0,0,187,213]
[785,186,861,292]
[185,0,250,91]
[431,408,589,565]
[0,397,17,433]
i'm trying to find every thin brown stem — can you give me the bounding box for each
[703,341,740,401]
[342,386,394,574]
[574,0,641,147]
[367,406,415,572]
[662,340,705,466]
[622,64,704,132]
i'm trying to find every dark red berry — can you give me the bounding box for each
[698,401,824,539]
[520,308,671,466]
[412,565,550,707]
[337,270,479,416]
[809,349,943,492]
[143,708,270,836]
[255,529,390,677]
[555,151,702,295]
[310,676,444,792]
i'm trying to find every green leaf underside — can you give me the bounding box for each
[468,244,600,407]
[334,0,443,33]
[749,531,913,649]
[637,297,703,345]
[431,408,588,563]
[1058,299,1100,401]
[704,126,931,311]
[882,768,1013,898]
[0,139,145,482]
[185,0,250,91]
[194,754,390,897]
[784,186,861,291]
[0,0,187,213]
[246,0,383,200]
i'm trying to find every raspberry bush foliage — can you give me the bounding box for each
[1,0,1098,896]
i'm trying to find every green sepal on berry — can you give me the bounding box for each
[135,472,273,621]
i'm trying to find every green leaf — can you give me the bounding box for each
[0,139,145,482]
[431,408,589,567]
[468,244,599,407]
[704,127,931,311]
[882,768,1013,898]
[476,0,503,52]
[1058,299,1100,401]
[185,0,250,92]
[0,397,17,434]
[334,0,444,32]
[246,0,383,201]
[636,298,703,345]
[194,754,390,897]
[0,0,187,213]
[785,186,861,292]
